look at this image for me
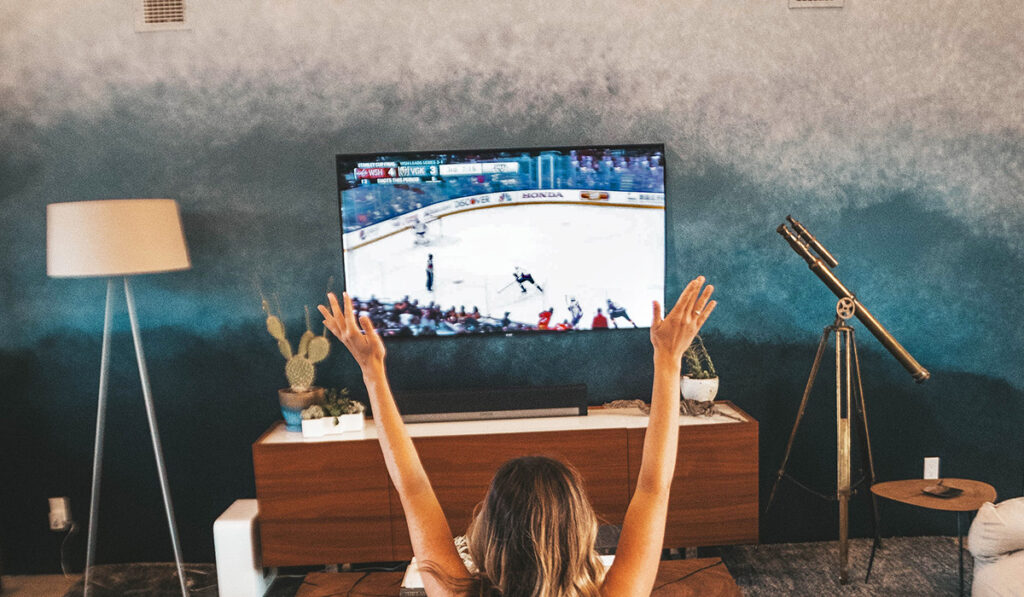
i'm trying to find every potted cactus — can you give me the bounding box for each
[681,335,718,403]
[300,387,366,438]
[263,299,331,431]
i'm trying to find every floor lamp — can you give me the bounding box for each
[47,199,192,597]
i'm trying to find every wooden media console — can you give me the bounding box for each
[252,402,758,566]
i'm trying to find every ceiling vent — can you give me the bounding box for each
[135,0,190,32]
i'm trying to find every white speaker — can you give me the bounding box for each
[213,499,277,597]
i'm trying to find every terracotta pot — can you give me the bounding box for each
[278,387,325,431]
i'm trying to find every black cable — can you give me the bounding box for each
[59,521,79,577]
[651,559,724,591]
[298,571,374,597]
[346,571,370,596]
[351,562,409,572]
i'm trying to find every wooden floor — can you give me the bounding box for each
[0,574,79,597]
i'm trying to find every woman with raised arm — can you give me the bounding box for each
[318,276,716,597]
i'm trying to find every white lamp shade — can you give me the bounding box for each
[47,199,191,277]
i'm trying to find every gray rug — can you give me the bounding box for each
[62,563,217,596]
[716,536,971,596]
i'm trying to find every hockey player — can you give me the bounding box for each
[413,218,428,245]
[567,296,583,327]
[591,308,609,329]
[538,307,554,330]
[606,299,637,328]
[513,266,543,293]
[425,254,434,292]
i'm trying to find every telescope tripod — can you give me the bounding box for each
[765,297,882,584]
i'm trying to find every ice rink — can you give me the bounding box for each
[344,203,664,329]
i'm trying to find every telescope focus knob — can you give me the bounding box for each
[836,297,856,320]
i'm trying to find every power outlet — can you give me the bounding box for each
[924,457,940,480]
[48,497,71,531]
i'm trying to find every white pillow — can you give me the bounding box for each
[971,549,1024,597]
[968,497,1024,559]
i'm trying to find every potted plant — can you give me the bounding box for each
[263,299,331,431]
[681,334,718,403]
[300,387,367,438]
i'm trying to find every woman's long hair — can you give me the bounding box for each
[456,455,606,597]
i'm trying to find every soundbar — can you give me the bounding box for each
[393,384,588,423]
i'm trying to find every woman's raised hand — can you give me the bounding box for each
[318,292,386,371]
[650,276,716,366]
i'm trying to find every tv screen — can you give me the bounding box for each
[337,144,665,337]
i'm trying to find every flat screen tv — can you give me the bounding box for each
[336,144,665,338]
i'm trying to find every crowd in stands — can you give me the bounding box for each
[349,295,622,337]
[340,149,664,232]
[351,295,531,337]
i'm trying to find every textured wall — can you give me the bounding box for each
[1,0,1022,573]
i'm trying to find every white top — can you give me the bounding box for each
[260,403,749,445]
[402,554,616,590]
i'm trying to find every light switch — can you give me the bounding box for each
[924,457,940,480]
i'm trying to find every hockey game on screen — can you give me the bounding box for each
[337,145,665,337]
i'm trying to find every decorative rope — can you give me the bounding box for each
[601,399,742,421]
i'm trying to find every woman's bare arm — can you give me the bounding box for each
[319,292,470,596]
[601,277,716,596]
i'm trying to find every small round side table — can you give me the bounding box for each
[869,478,997,597]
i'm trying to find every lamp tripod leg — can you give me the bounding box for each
[84,279,115,597]
[766,325,832,512]
[124,278,188,597]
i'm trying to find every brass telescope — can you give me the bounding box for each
[769,215,930,585]
[777,216,930,382]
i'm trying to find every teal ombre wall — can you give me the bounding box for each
[2,1,1022,573]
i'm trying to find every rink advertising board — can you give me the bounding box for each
[341,189,663,251]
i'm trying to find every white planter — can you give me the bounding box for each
[301,413,365,438]
[680,376,719,402]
